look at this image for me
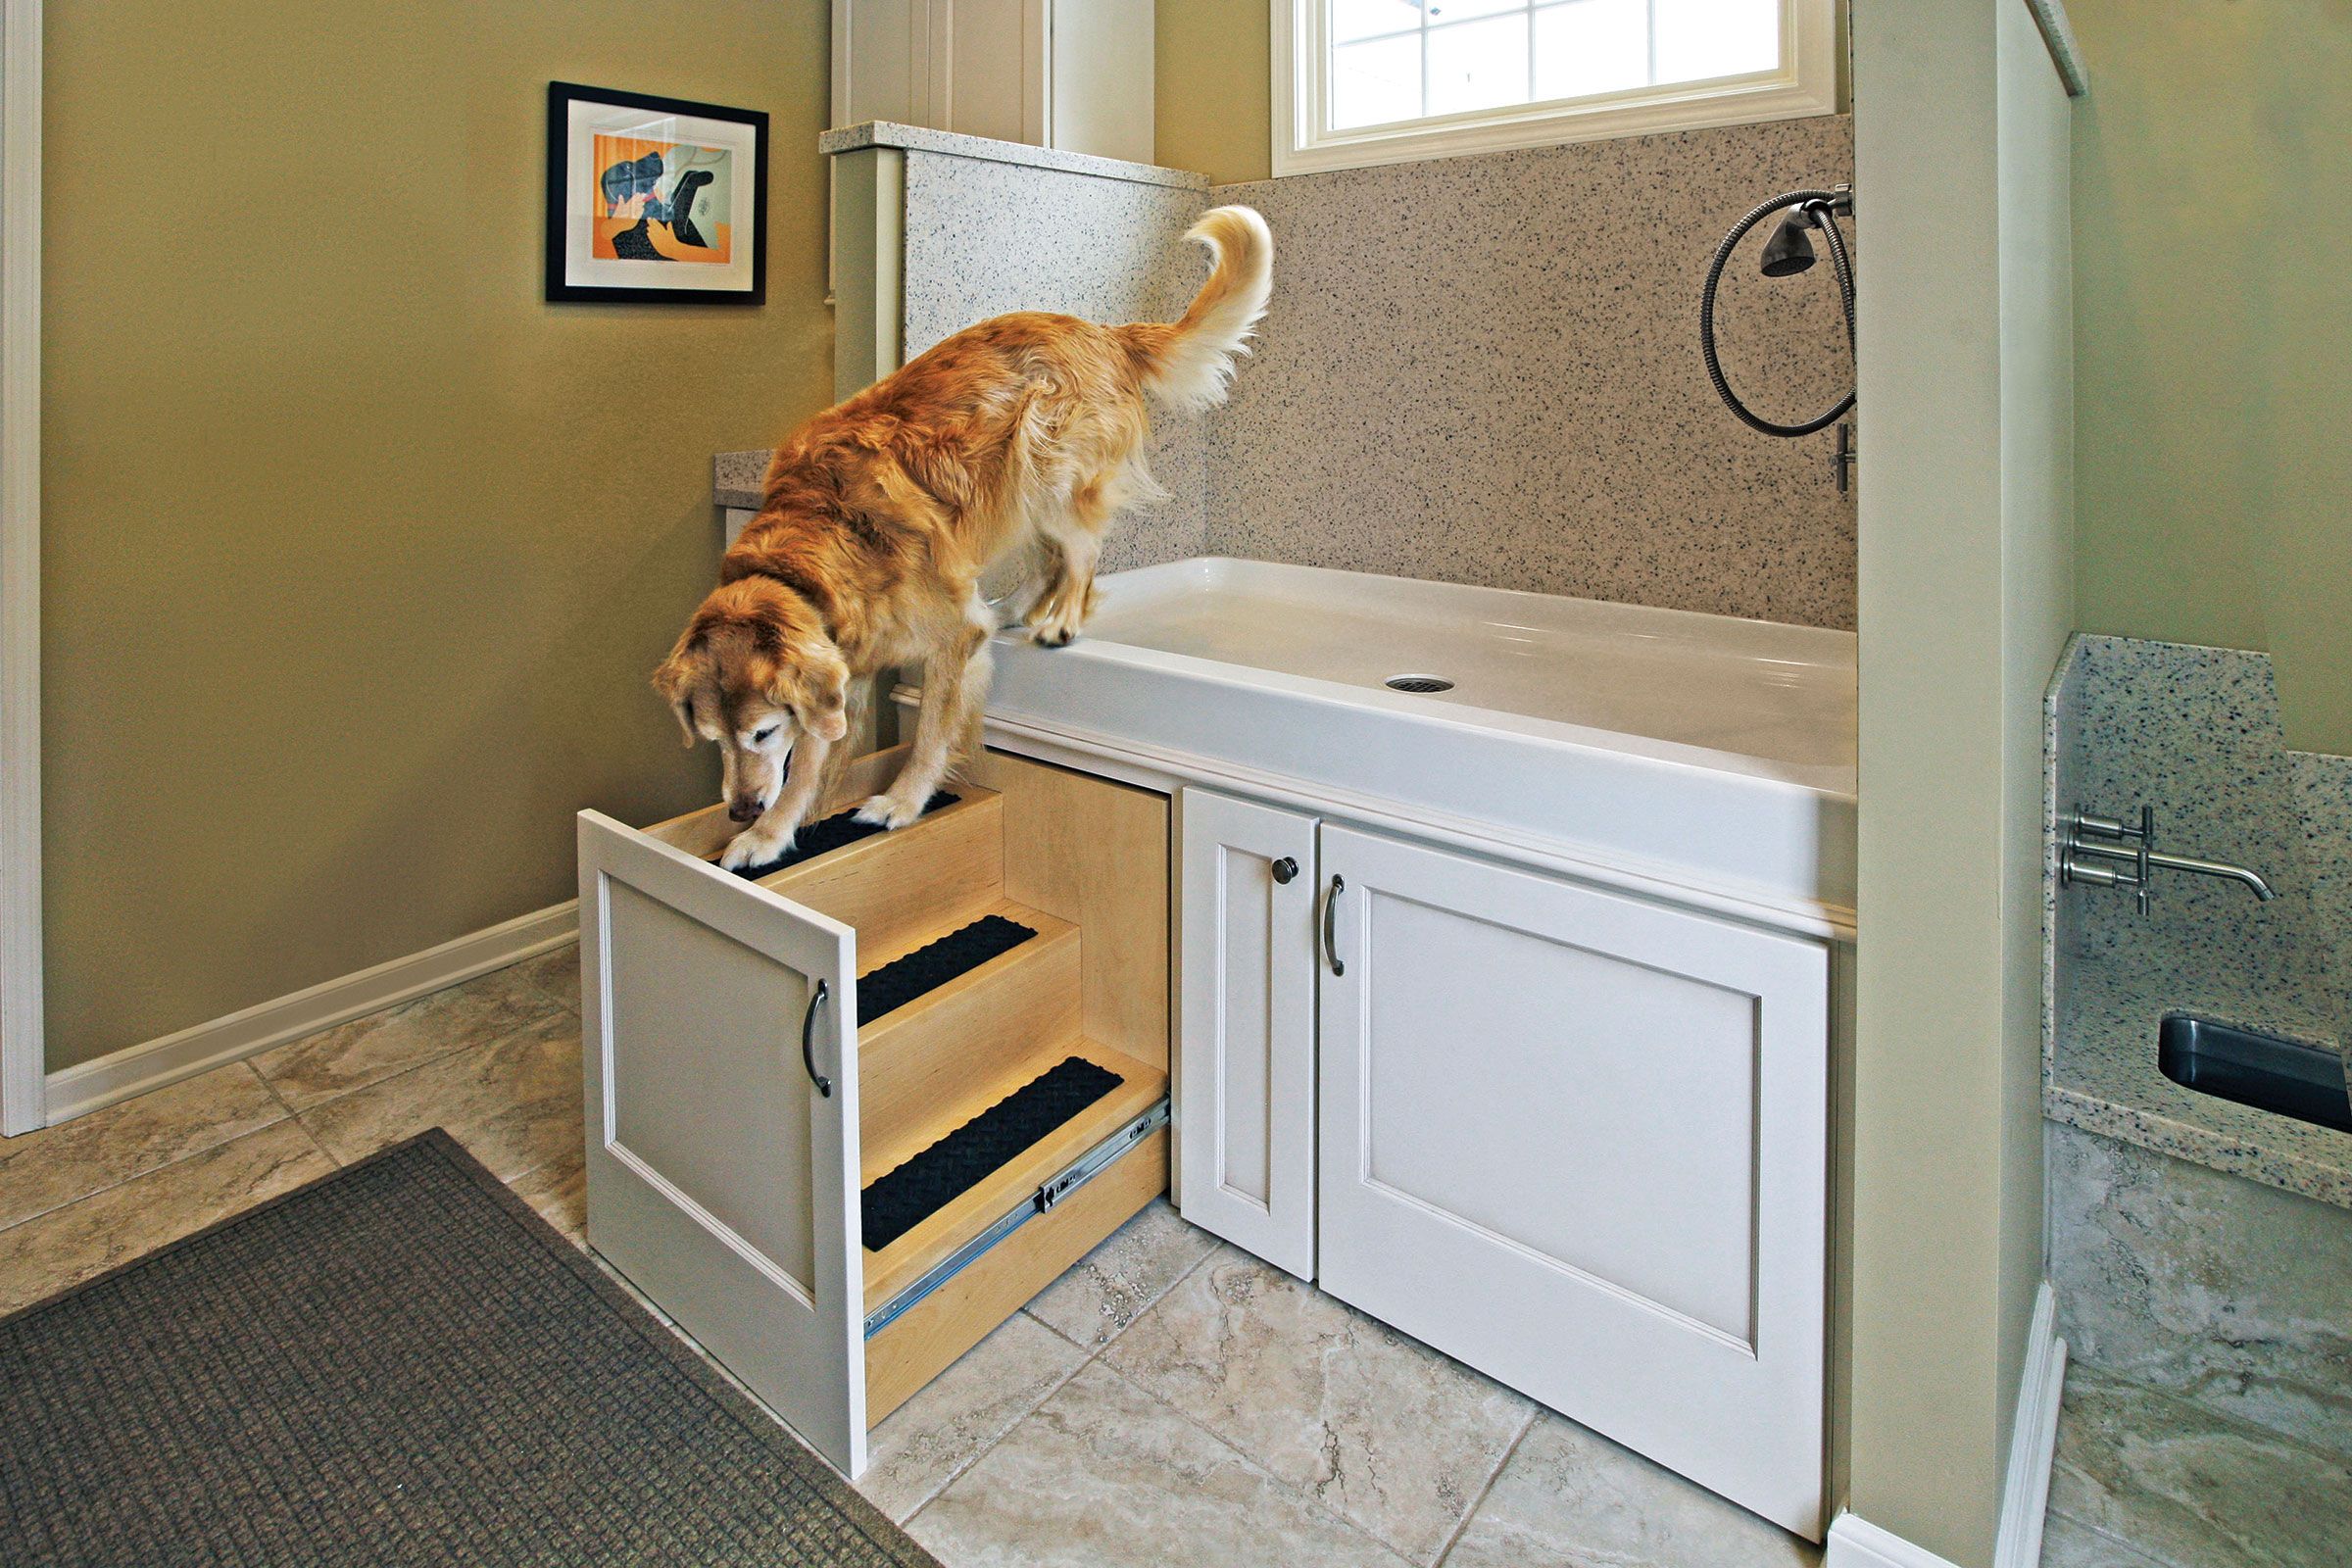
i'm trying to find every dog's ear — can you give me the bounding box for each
[652,643,703,749]
[793,652,851,744]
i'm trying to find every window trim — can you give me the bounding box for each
[1271,0,1842,177]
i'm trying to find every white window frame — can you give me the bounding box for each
[1273,0,1842,177]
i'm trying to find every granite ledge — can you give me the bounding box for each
[2049,956,2352,1209]
[714,449,768,512]
[2045,1085,2352,1210]
[819,122,1209,192]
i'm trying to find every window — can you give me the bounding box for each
[1275,0,1840,175]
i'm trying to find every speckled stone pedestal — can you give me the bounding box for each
[2041,632,2352,1519]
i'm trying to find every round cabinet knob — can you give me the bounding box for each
[1270,857,1299,884]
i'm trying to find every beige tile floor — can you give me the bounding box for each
[2036,1366,2352,1568]
[0,947,1823,1568]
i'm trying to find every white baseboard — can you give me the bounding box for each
[1827,1514,1962,1568]
[1828,1280,2069,1568]
[42,900,579,1126]
[1996,1281,2069,1568]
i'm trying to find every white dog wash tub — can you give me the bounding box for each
[968,557,1857,932]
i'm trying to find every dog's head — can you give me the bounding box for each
[654,577,851,824]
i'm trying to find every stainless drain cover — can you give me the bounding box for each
[1385,674,1454,694]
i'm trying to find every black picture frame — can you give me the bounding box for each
[545,81,768,305]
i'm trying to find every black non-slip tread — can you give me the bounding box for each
[857,913,1036,1024]
[860,1056,1126,1253]
[720,793,958,880]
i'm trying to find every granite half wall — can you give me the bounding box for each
[754,117,1859,629]
[2042,633,2352,1476]
[898,139,1213,577]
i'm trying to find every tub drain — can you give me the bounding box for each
[1385,674,1454,694]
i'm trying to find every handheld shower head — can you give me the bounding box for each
[1698,186,1857,442]
[1758,209,1818,277]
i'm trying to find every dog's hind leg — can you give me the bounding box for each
[858,590,995,829]
[1023,478,1121,648]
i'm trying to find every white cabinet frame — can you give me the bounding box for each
[1176,788,1320,1279]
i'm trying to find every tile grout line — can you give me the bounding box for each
[244,1058,300,1119]
[1077,1238,1530,1567]
[890,1326,1102,1528]
[282,994,582,1166]
[0,1092,307,1239]
[1428,1405,1538,1568]
[2073,1363,2352,1475]
[902,1227,1229,1535]
[1089,1355,1427,1564]
[255,967,571,1121]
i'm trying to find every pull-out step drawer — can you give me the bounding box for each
[577,747,1170,1474]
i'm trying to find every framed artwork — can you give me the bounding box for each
[546,81,767,304]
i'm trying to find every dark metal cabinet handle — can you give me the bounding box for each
[1270,856,1298,884]
[1323,875,1346,976]
[801,978,833,1098]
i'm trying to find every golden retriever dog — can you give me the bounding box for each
[657,205,1272,869]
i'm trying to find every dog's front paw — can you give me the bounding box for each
[853,792,926,830]
[1027,611,1085,649]
[718,826,797,871]
[1023,596,1087,649]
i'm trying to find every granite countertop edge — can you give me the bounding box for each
[2046,961,2352,1209]
[819,122,1210,192]
[714,450,769,512]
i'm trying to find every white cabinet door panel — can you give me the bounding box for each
[1317,824,1828,1539]
[1177,788,1319,1279]
[578,811,867,1476]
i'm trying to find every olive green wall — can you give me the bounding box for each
[1156,0,1271,183]
[2069,0,2352,755]
[42,2,834,1070]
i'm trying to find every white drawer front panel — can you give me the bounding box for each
[606,879,819,1294]
[578,811,866,1477]
[1359,890,1760,1343]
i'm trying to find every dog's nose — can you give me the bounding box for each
[728,799,763,823]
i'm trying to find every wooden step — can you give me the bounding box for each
[754,790,1004,959]
[860,1035,1168,1315]
[866,1124,1167,1425]
[857,900,1081,1181]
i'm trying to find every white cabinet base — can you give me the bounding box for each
[1315,823,1829,1539]
[1164,773,1835,1541]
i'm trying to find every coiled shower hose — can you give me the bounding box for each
[1698,188,1856,438]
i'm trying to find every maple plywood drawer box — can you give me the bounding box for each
[576,746,1170,1476]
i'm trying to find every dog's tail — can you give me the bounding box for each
[1128,206,1272,413]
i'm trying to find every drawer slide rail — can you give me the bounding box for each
[863,1099,1170,1340]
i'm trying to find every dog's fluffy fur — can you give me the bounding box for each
[657,205,1272,867]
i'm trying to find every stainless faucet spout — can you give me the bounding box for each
[2147,850,2276,902]
[2068,840,2276,901]
[2060,806,2278,910]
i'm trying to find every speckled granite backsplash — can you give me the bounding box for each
[1203,116,1857,629]
[2045,633,2352,1206]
